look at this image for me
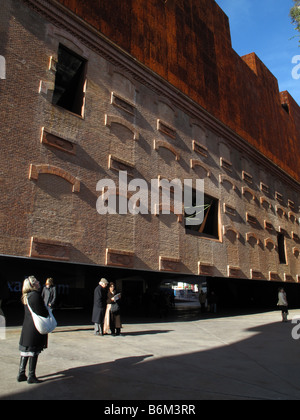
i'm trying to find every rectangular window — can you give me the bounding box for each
[277,233,287,264]
[185,192,219,240]
[52,44,87,116]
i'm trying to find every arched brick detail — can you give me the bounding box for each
[105,114,139,140]
[190,159,211,177]
[246,232,260,245]
[265,238,276,250]
[242,187,256,201]
[29,164,80,193]
[223,225,240,239]
[219,174,236,191]
[154,140,180,161]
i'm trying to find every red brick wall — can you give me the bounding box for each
[56,0,300,182]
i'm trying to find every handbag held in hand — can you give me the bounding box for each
[110,302,120,313]
[27,303,57,335]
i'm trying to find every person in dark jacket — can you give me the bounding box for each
[92,278,108,336]
[18,276,49,384]
[104,282,122,336]
[42,277,57,309]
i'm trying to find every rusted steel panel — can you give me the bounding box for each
[57,0,300,182]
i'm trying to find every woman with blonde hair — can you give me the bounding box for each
[18,276,49,384]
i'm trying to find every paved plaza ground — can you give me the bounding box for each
[1,307,300,401]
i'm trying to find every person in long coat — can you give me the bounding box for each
[104,282,122,336]
[18,276,49,384]
[92,278,108,335]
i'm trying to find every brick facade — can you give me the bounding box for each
[1,0,300,289]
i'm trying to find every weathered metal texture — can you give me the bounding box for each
[56,0,300,182]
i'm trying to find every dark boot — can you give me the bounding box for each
[116,328,121,336]
[100,324,105,336]
[17,356,28,382]
[111,319,116,336]
[94,323,100,335]
[27,356,42,384]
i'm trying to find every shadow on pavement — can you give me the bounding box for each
[2,320,300,401]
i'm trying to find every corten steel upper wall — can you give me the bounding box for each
[55,0,300,182]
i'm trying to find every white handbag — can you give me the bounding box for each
[27,302,57,335]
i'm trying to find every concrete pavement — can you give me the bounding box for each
[1,309,300,400]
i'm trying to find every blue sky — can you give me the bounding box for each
[215,0,300,105]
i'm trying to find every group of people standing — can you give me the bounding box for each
[92,278,122,336]
[17,275,122,385]
[15,274,290,385]
[199,290,218,314]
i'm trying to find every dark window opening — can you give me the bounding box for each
[281,103,289,114]
[52,45,87,116]
[185,192,219,239]
[277,233,287,264]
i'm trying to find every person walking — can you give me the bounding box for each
[104,282,122,336]
[278,288,289,323]
[18,276,49,384]
[42,277,57,309]
[92,278,108,336]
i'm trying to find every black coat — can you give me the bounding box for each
[92,285,107,324]
[19,291,49,352]
[42,286,57,308]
